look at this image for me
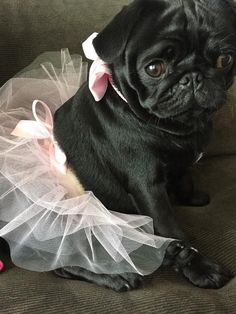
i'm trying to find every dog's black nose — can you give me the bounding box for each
[180,72,203,89]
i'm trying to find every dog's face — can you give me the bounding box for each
[94,0,236,131]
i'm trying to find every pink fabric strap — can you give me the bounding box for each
[82,33,127,103]
[11,100,67,174]
[0,260,4,272]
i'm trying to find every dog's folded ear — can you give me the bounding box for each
[93,1,143,63]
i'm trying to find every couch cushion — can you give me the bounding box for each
[0,0,131,86]
[207,81,236,156]
[1,155,236,313]
[0,0,235,156]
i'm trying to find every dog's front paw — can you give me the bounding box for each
[178,253,233,289]
[165,242,233,289]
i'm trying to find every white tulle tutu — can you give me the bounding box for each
[0,49,174,275]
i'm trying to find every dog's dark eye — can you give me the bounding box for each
[216,54,233,69]
[145,61,166,77]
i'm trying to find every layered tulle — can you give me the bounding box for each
[0,49,174,275]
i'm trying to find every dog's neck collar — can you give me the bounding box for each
[82,33,127,103]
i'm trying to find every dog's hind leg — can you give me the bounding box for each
[54,266,143,292]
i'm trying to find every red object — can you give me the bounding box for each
[0,260,4,271]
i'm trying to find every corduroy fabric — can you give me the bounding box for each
[208,82,236,156]
[0,0,235,156]
[0,1,236,313]
[1,156,236,314]
[0,0,131,87]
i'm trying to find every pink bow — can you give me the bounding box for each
[82,32,110,101]
[11,100,67,174]
[82,33,127,102]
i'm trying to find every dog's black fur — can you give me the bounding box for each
[54,0,236,291]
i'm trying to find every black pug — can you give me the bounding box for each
[53,0,236,291]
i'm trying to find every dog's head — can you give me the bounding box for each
[93,0,236,133]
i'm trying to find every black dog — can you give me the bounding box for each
[54,0,236,291]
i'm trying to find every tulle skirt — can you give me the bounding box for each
[0,49,174,275]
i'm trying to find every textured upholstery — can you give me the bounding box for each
[1,157,236,314]
[0,0,235,156]
[0,1,236,313]
[0,0,130,86]
[208,83,236,156]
